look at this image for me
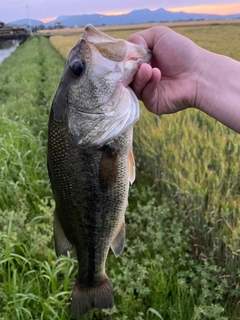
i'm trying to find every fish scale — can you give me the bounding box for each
[47,24,151,317]
[48,105,131,277]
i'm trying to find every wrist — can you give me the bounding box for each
[195,50,240,132]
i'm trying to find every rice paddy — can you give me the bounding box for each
[0,23,240,319]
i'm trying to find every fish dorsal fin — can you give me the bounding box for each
[128,147,136,185]
[54,210,72,257]
[111,221,125,258]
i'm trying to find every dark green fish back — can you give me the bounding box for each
[48,106,131,287]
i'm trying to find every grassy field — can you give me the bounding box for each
[49,23,240,60]
[0,23,240,320]
[39,19,240,37]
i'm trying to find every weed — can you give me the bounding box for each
[1,26,240,319]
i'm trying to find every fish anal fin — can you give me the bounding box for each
[54,210,72,257]
[71,276,114,318]
[111,222,125,258]
[128,147,135,185]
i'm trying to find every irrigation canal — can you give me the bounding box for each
[0,40,19,64]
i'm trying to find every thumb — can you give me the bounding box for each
[128,34,148,49]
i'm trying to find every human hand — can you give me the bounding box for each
[129,26,205,115]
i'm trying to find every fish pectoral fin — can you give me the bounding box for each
[111,222,125,258]
[54,210,72,257]
[128,147,136,185]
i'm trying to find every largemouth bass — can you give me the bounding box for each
[47,24,151,318]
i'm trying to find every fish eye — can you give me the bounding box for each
[70,59,85,77]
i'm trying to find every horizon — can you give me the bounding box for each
[0,0,240,23]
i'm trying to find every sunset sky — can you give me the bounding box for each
[1,0,240,23]
[167,3,240,15]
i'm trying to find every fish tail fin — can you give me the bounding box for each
[70,276,114,318]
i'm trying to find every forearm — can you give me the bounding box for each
[197,50,240,133]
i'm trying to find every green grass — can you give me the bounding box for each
[0,25,240,319]
[0,36,64,214]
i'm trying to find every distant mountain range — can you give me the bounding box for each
[8,8,240,28]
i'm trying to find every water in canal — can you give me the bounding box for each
[0,40,19,64]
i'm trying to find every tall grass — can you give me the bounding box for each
[0,36,64,213]
[0,25,240,319]
[133,24,240,291]
[0,36,70,319]
[50,24,240,273]
[50,24,240,318]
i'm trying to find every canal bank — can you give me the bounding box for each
[0,40,19,63]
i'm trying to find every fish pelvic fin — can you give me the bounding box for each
[70,276,114,318]
[54,210,72,256]
[111,221,125,258]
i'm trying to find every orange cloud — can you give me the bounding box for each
[167,3,240,15]
[41,17,57,23]
[99,10,130,16]
[40,4,240,23]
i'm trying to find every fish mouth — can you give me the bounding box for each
[82,24,152,86]
[83,24,116,43]
[83,24,151,61]
[140,48,151,64]
[66,25,152,147]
